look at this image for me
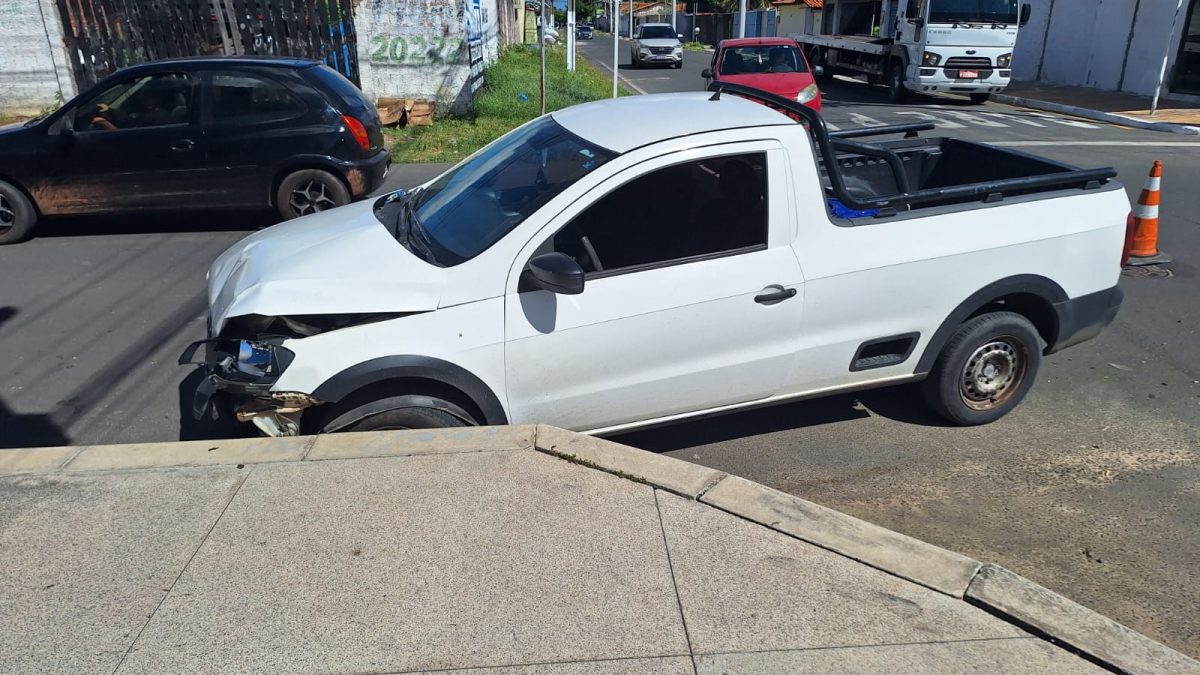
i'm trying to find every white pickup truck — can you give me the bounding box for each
[182,83,1129,437]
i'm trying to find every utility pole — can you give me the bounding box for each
[738,0,747,38]
[629,0,634,38]
[612,0,620,97]
[567,0,576,71]
[671,0,676,34]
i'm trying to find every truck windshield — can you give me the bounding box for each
[396,117,615,266]
[928,0,1018,24]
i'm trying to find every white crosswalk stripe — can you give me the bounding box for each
[980,112,1047,127]
[892,110,966,129]
[847,113,888,127]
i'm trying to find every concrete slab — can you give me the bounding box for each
[433,656,695,674]
[305,425,535,462]
[966,564,1200,674]
[118,450,689,673]
[694,638,1106,673]
[0,467,243,674]
[0,446,80,476]
[66,436,313,472]
[700,475,980,596]
[537,425,725,498]
[655,491,1024,656]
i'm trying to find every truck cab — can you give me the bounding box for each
[796,0,1031,103]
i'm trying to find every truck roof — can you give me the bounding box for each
[551,92,791,154]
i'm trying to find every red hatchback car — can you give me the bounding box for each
[703,38,822,112]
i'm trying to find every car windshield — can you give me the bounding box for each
[382,117,615,266]
[928,0,1018,24]
[719,46,807,75]
[640,26,677,39]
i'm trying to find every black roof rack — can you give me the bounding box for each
[705,81,1116,212]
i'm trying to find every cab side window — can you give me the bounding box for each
[74,73,193,132]
[553,152,768,275]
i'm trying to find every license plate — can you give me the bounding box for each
[959,69,980,79]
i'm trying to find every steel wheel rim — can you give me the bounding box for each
[289,179,338,217]
[0,194,14,234]
[959,336,1027,411]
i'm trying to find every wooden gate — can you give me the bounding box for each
[55,0,360,90]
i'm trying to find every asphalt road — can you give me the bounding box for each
[2,43,1198,656]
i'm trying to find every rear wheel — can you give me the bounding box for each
[969,93,991,104]
[275,169,350,220]
[888,62,909,102]
[0,180,37,245]
[922,311,1042,426]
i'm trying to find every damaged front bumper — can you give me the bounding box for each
[179,338,319,436]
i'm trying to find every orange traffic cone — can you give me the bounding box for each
[1126,160,1171,266]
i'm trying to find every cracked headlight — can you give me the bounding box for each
[996,53,1012,68]
[796,83,820,104]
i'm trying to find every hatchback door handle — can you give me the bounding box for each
[755,285,797,305]
[171,139,195,152]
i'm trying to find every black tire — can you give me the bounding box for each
[0,180,38,245]
[922,311,1042,426]
[275,169,351,220]
[674,61,683,69]
[969,93,991,104]
[631,55,640,69]
[319,394,474,433]
[888,62,909,103]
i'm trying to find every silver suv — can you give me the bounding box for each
[631,23,683,69]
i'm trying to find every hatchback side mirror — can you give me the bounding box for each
[701,68,713,78]
[812,65,824,77]
[1019,3,1031,26]
[524,252,584,295]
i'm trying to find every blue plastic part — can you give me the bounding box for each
[827,199,880,219]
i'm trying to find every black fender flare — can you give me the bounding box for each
[310,356,509,426]
[914,274,1067,376]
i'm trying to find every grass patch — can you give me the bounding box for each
[388,45,628,164]
[682,41,712,52]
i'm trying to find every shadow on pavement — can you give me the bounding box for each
[818,79,984,108]
[611,384,951,453]
[37,209,272,239]
[0,307,71,449]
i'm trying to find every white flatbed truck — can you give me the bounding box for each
[792,0,1032,103]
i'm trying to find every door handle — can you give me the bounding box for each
[171,139,195,152]
[755,285,797,305]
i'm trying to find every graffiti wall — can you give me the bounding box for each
[355,0,499,113]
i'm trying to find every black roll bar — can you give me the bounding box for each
[705,81,1116,212]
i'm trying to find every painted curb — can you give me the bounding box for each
[967,564,1200,674]
[993,93,1200,136]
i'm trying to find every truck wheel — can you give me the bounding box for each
[318,394,475,433]
[0,180,38,245]
[888,63,909,103]
[276,169,350,220]
[922,311,1042,426]
[969,93,991,104]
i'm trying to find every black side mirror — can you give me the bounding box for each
[1019,3,1031,26]
[701,68,713,78]
[677,34,684,40]
[524,252,585,295]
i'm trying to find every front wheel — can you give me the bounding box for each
[922,311,1042,426]
[319,395,475,433]
[969,93,991,104]
[888,62,909,103]
[276,169,351,220]
[0,180,38,245]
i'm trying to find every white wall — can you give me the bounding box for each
[355,0,501,113]
[1012,0,1192,97]
[0,0,75,115]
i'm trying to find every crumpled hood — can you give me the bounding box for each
[207,199,446,334]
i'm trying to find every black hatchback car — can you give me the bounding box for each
[0,57,390,244]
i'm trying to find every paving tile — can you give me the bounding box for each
[119,450,689,673]
[432,655,695,674]
[305,425,535,461]
[655,491,1024,655]
[0,467,243,674]
[694,638,1106,673]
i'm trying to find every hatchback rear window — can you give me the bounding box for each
[306,65,372,111]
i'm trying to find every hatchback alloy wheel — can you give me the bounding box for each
[290,180,339,216]
[0,194,14,235]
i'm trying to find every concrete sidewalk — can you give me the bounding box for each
[994,81,1200,135]
[2,427,1196,674]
